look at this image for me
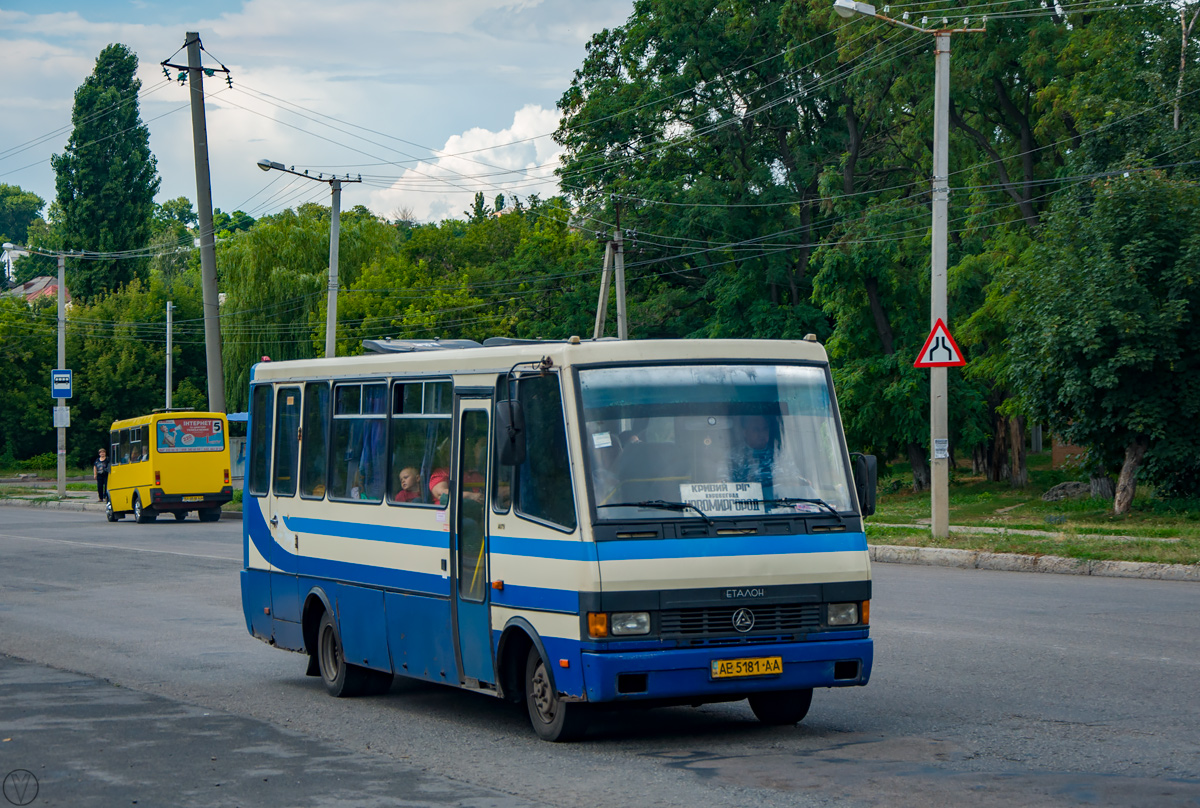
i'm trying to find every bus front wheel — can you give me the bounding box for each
[317,612,367,697]
[105,499,119,522]
[133,496,156,524]
[525,647,588,742]
[748,688,813,726]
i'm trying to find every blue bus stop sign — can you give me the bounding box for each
[51,369,72,399]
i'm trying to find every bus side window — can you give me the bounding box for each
[273,387,302,497]
[330,382,386,503]
[119,428,131,464]
[110,433,120,466]
[513,373,577,531]
[388,381,451,506]
[300,382,330,498]
[492,378,512,513]
[248,385,273,497]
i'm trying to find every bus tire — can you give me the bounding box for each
[174,510,188,522]
[317,612,366,697]
[105,499,118,522]
[525,647,588,742]
[198,507,222,523]
[748,688,813,726]
[133,495,156,524]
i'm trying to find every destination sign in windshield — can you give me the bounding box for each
[680,482,764,514]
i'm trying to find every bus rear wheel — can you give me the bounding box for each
[173,510,188,522]
[317,612,367,697]
[748,688,813,726]
[525,647,588,742]
[198,507,221,523]
[133,496,156,524]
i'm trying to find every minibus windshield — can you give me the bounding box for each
[579,364,853,520]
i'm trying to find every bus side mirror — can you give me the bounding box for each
[851,453,877,517]
[495,400,526,466]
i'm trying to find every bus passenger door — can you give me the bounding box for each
[452,398,494,686]
[269,385,303,625]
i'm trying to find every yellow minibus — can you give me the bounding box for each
[106,410,233,523]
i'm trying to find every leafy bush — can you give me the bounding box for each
[20,452,57,472]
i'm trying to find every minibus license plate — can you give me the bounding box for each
[183,496,202,502]
[711,656,782,679]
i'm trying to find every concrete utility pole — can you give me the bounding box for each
[325,180,342,358]
[593,241,614,339]
[256,160,359,358]
[186,32,226,413]
[166,301,174,409]
[57,253,66,497]
[833,0,982,539]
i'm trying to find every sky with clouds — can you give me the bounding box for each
[0,0,632,225]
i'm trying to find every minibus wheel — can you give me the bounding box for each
[198,507,222,523]
[105,499,119,522]
[174,511,187,522]
[317,612,367,697]
[133,495,156,524]
[525,647,589,742]
[748,688,813,725]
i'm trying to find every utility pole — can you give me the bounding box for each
[593,241,614,339]
[929,31,951,539]
[612,197,628,340]
[185,32,226,412]
[56,253,66,497]
[166,301,174,409]
[325,180,342,358]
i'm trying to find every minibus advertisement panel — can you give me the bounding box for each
[157,418,225,452]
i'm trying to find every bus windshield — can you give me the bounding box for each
[578,364,853,519]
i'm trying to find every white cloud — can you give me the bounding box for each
[368,104,563,223]
[0,0,631,222]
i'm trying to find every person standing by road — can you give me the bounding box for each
[93,448,110,501]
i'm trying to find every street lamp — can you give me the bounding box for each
[257,159,361,358]
[832,2,984,539]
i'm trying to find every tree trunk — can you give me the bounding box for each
[1090,475,1115,500]
[989,414,1011,483]
[1009,416,1028,488]
[972,444,987,475]
[908,442,931,493]
[1113,436,1149,515]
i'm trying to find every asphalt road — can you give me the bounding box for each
[0,507,1197,807]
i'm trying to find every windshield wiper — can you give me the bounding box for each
[598,500,715,526]
[754,498,846,525]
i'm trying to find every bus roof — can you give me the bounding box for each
[249,338,830,385]
[109,411,227,430]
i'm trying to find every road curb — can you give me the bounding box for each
[869,544,1200,582]
[0,498,242,520]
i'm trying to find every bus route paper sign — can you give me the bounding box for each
[913,319,966,368]
[157,418,225,452]
[680,482,765,514]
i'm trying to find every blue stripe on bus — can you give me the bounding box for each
[595,532,868,561]
[283,515,447,548]
[490,582,580,614]
[292,555,450,597]
[489,535,596,562]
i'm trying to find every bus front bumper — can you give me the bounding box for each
[150,487,233,511]
[579,636,872,703]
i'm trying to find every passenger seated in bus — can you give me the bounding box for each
[392,466,422,503]
[428,439,487,506]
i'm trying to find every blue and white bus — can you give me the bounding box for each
[240,337,876,741]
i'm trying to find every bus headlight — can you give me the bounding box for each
[610,612,650,635]
[827,603,859,626]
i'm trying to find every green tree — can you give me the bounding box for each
[51,43,160,301]
[0,297,56,461]
[218,204,400,410]
[1007,169,1200,513]
[0,184,45,246]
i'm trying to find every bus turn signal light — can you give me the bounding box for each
[862,600,870,625]
[588,612,608,638]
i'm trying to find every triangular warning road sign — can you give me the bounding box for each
[913,318,966,368]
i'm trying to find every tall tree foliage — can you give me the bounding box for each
[0,184,44,247]
[52,44,159,301]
